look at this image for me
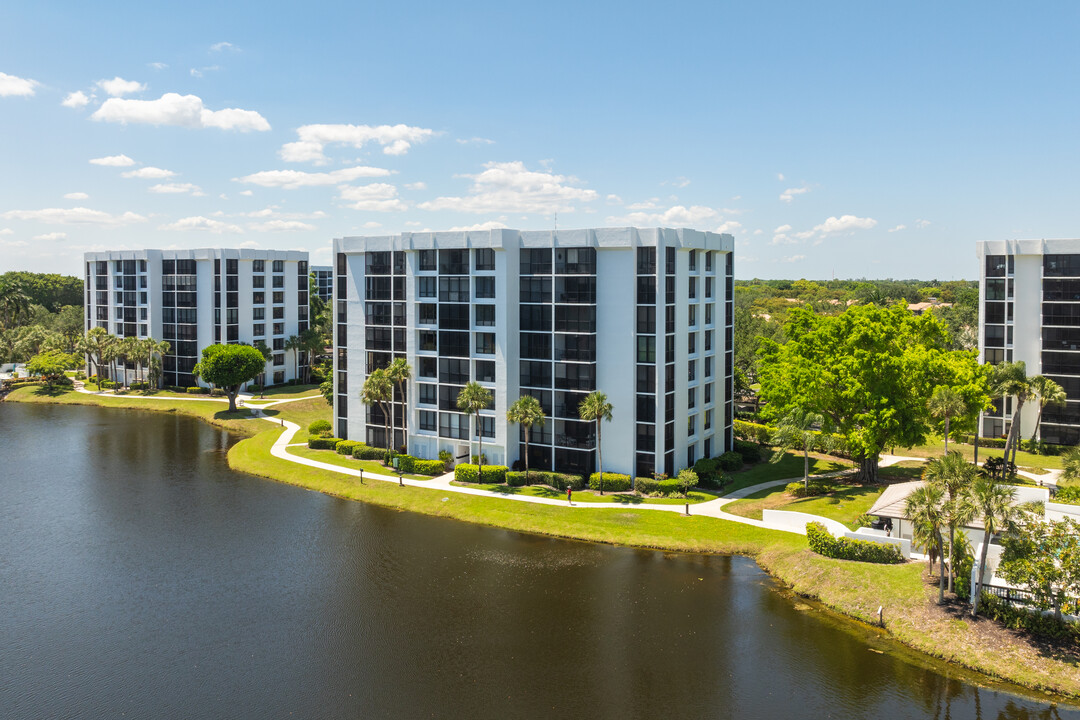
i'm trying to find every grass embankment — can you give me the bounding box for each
[727,483,882,528]
[451,482,720,505]
[286,445,434,481]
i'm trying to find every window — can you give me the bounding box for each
[705,356,713,378]
[439,249,469,275]
[475,332,495,355]
[705,410,713,430]
[705,251,713,272]
[476,360,496,383]
[637,306,655,334]
[419,304,437,325]
[393,252,405,275]
[520,248,552,275]
[689,250,697,271]
[476,416,495,439]
[273,337,285,351]
[666,277,676,304]
[705,330,713,352]
[637,336,655,363]
[253,324,265,337]
[475,248,495,271]
[418,276,437,298]
[475,305,495,327]
[419,411,437,432]
[520,361,552,388]
[273,322,284,335]
[689,277,697,299]
[555,247,595,274]
[705,304,713,325]
[705,277,713,299]
[439,304,470,330]
[273,292,284,304]
[439,412,470,439]
[419,383,438,405]
[417,250,436,272]
[689,306,697,326]
[439,331,470,358]
[554,305,595,333]
[688,360,697,382]
[520,305,552,332]
[636,365,655,393]
[688,390,696,409]
[688,415,696,436]
[419,356,437,378]
[521,333,552,359]
[688,333,696,355]
[273,260,284,273]
[475,277,495,299]
[439,277,470,302]
[704,383,713,404]
[666,247,675,274]
[273,353,285,366]
[253,259,265,273]
[637,277,656,305]
[637,247,656,275]
[687,446,696,467]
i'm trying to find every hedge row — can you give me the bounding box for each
[734,419,851,458]
[308,436,342,450]
[635,476,692,497]
[1055,486,1080,505]
[454,463,509,484]
[413,459,447,476]
[336,440,364,455]
[805,522,904,564]
[505,470,586,490]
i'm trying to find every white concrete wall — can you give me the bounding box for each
[595,246,635,475]
[762,510,850,537]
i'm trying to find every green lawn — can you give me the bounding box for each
[724,452,852,493]
[286,445,433,481]
[259,397,332,442]
[726,482,884,529]
[902,436,1064,470]
[451,482,720,505]
[248,384,322,399]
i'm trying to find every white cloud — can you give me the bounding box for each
[248,220,317,232]
[811,214,878,236]
[61,91,91,108]
[97,77,145,97]
[159,216,243,233]
[0,71,38,97]
[189,66,220,78]
[448,221,509,232]
[403,182,427,191]
[33,232,67,241]
[280,123,434,163]
[665,177,691,188]
[210,41,238,52]
[405,221,422,227]
[238,240,261,249]
[605,194,622,205]
[122,166,175,179]
[1,207,146,227]
[362,221,382,229]
[715,220,742,235]
[1,238,28,247]
[916,219,931,228]
[774,224,792,234]
[0,228,12,235]
[148,62,168,70]
[606,204,719,227]
[626,199,660,211]
[777,173,785,181]
[888,224,906,233]
[239,190,253,196]
[753,229,763,235]
[235,165,391,189]
[420,161,596,214]
[781,254,806,263]
[64,192,89,200]
[780,185,810,203]
[338,183,407,212]
[456,137,495,145]
[90,154,136,167]
[149,182,203,195]
[91,92,270,131]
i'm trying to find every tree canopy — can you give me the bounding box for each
[192,343,265,411]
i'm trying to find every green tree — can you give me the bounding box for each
[507,395,545,482]
[27,350,75,387]
[457,381,493,476]
[998,515,1080,622]
[0,279,32,331]
[677,468,698,498]
[78,327,114,381]
[360,368,394,450]
[386,357,412,452]
[1063,446,1080,484]
[285,334,302,384]
[192,343,266,411]
[0,271,82,311]
[578,390,614,494]
[298,327,324,384]
[55,306,83,352]
[922,452,977,593]
[968,476,1018,618]
[905,483,948,604]
[253,340,272,398]
[758,303,985,483]
[988,361,1031,475]
[769,407,825,491]
[927,385,967,455]
[1028,375,1066,443]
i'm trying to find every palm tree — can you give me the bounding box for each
[922,452,977,593]
[507,395,545,483]
[0,280,32,331]
[969,476,1017,617]
[905,483,947,605]
[386,358,412,453]
[928,386,966,455]
[253,340,272,398]
[360,368,394,450]
[578,390,614,494]
[1063,446,1080,484]
[769,407,825,491]
[150,339,170,389]
[119,336,141,387]
[989,361,1031,477]
[1028,375,1066,443]
[284,334,303,384]
[457,381,493,477]
[79,327,113,381]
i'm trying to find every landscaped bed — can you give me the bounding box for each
[450,481,721,505]
[287,445,435,481]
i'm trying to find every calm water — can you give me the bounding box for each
[0,402,1075,720]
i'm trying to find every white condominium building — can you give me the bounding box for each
[977,240,1080,445]
[83,249,310,388]
[332,227,735,477]
[311,265,334,304]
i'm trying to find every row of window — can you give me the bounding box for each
[519,247,596,275]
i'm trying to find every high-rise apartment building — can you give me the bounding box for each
[333,227,734,477]
[311,265,334,303]
[977,240,1080,445]
[83,249,310,388]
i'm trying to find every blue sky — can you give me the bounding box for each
[1,1,1078,279]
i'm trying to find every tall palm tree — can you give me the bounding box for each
[79,327,113,381]
[151,338,170,389]
[1063,446,1080,484]
[284,334,302,384]
[989,361,1031,477]
[386,358,412,453]
[969,476,1017,617]
[922,452,977,593]
[769,407,825,491]
[507,395,545,483]
[927,386,966,455]
[905,483,947,605]
[360,368,394,450]
[457,381,493,476]
[119,336,141,387]
[578,390,614,494]
[1028,375,1066,443]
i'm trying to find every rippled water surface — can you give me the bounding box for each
[1,402,1075,719]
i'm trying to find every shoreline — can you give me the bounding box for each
[7,386,1079,703]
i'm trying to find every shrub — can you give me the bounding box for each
[734,419,772,445]
[166,385,187,393]
[471,454,488,465]
[308,419,333,437]
[308,436,342,450]
[588,472,632,492]
[100,379,118,389]
[336,440,363,455]
[538,471,585,491]
[506,471,528,487]
[454,463,508,484]
[186,386,209,394]
[692,457,723,487]
[978,592,1080,641]
[352,445,386,461]
[129,382,149,391]
[733,439,763,464]
[635,476,687,496]
[785,480,830,497]
[717,451,743,472]
[1054,485,1080,505]
[805,522,904,564]
[392,455,416,474]
[438,450,453,469]
[210,388,225,397]
[413,459,447,476]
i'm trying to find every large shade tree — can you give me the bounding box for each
[998,515,1080,622]
[758,303,988,483]
[578,390,614,494]
[192,343,266,411]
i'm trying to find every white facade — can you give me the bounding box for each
[332,227,735,478]
[311,265,333,304]
[977,239,1080,445]
[83,248,310,388]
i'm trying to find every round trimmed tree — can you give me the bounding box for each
[192,343,266,412]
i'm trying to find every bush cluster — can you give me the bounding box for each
[635,476,690,497]
[1054,486,1080,505]
[785,479,832,497]
[308,419,333,437]
[717,451,744,472]
[805,522,904,564]
[352,445,386,461]
[692,457,723,487]
[505,470,584,490]
[454,463,509,484]
[733,439,763,463]
[734,419,852,458]
[165,385,187,393]
[308,436,342,450]
[335,440,364,455]
[413,459,447,476]
[588,472,632,492]
[186,386,209,395]
[978,592,1080,642]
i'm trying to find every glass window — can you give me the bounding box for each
[475,305,495,327]
[418,276,437,298]
[475,277,495,299]
[475,332,495,355]
[475,248,495,271]
[637,247,656,275]
[418,250,437,271]
[637,336,655,363]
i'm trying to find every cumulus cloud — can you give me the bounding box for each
[777,172,785,181]
[781,254,806,263]
[248,219,317,232]
[239,190,253,196]
[0,228,12,235]
[916,219,931,228]
[280,123,435,163]
[664,177,691,188]
[606,204,719,227]
[774,224,792,233]
[362,221,382,229]
[456,137,495,146]
[888,224,906,233]
[149,182,203,195]
[122,166,176,179]
[234,165,391,189]
[90,154,136,167]
[626,199,660,211]
[64,192,89,200]
[780,185,810,202]
[62,91,91,108]
[33,232,67,241]
[210,41,238,52]
[811,214,878,236]
[419,161,597,214]
[148,62,168,70]
[338,183,407,212]
[0,71,38,97]
[448,221,509,232]
[605,194,622,205]
[1,207,146,227]
[715,220,742,234]
[97,77,146,97]
[403,182,427,191]
[91,92,270,131]
[159,216,243,233]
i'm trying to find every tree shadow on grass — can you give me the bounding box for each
[30,385,69,397]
